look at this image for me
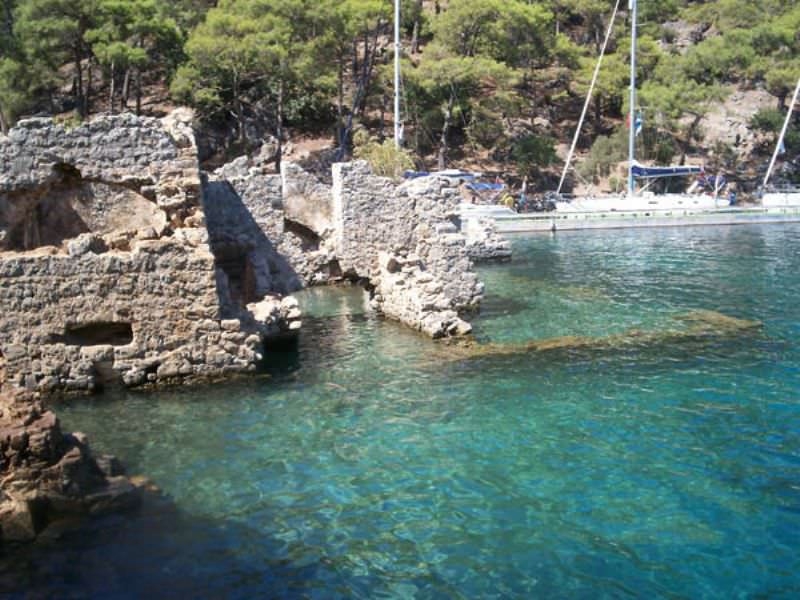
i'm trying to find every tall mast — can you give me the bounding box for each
[627,0,638,196]
[393,0,401,148]
[763,75,800,189]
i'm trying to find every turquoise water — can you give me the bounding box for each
[4,224,800,598]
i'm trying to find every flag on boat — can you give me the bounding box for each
[626,112,644,135]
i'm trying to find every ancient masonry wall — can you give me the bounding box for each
[203,155,337,301]
[205,156,486,338]
[0,112,295,395]
[332,161,483,337]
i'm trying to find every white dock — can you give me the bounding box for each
[462,204,800,234]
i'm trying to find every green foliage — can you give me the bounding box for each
[14,0,97,114]
[751,108,786,136]
[751,107,800,154]
[466,105,505,150]
[510,134,557,179]
[553,32,582,70]
[353,130,415,179]
[638,0,681,25]
[0,0,797,188]
[0,56,30,131]
[432,0,553,67]
[577,127,627,183]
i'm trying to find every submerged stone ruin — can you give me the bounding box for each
[0,111,771,542]
[431,309,763,363]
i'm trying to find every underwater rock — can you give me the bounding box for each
[435,309,763,361]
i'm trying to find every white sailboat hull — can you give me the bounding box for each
[555,192,726,213]
[761,190,800,207]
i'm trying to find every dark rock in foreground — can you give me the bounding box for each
[0,388,142,543]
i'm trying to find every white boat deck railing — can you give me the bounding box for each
[764,183,800,193]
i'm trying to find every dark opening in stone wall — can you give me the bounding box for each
[50,322,134,346]
[284,219,321,252]
[214,246,259,307]
[1,163,90,251]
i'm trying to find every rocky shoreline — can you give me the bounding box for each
[0,388,142,542]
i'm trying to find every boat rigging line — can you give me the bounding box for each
[762,75,800,190]
[556,0,623,195]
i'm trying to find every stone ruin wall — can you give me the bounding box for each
[203,155,338,304]
[332,161,483,337]
[0,113,492,396]
[205,156,485,338]
[0,113,296,396]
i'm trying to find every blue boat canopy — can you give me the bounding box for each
[403,169,479,181]
[465,182,504,192]
[631,162,703,179]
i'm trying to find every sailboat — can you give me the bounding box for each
[760,75,800,207]
[554,0,724,214]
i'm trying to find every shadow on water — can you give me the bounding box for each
[0,498,327,598]
[0,491,464,599]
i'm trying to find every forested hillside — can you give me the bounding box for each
[1,0,798,190]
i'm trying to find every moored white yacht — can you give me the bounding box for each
[760,75,800,208]
[554,0,726,215]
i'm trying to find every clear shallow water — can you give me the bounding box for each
[4,224,800,598]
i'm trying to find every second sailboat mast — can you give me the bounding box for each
[627,0,638,196]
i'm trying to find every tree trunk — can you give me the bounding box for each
[75,51,85,118]
[356,24,381,116]
[275,75,284,173]
[338,21,383,158]
[122,67,131,110]
[594,95,602,135]
[234,74,245,144]
[337,61,345,148]
[438,92,455,170]
[681,113,702,164]
[360,30,369,114]
[85,57,93,117]
[379,92,387,142]
[109,61,116,113]
[778,91,787,112]
[0,108,8,135]
[135,69,142,115]
[411,0,423,53]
